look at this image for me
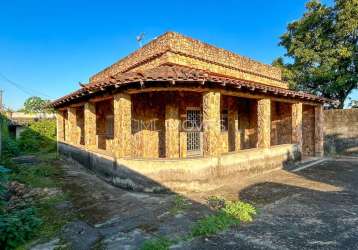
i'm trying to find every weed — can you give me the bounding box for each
[191,199,256,237]
[191,212,239,237]
[140,236,172,250]
[207,195,226,210]
[170,195,189,215]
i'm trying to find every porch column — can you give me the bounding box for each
[257,98,271,148]
[292,102,303,152]
[315,105,324,157]
[84,102,97,149]
[228,97,239,151]
[56,111,65,142]
[203,91,221,156]
[114,93,132,158]
[165,104,180,158]
[67,107,78,145]
[179,132,187,158]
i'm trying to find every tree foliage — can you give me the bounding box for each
[22,96,53,113]
[275,0,358,108]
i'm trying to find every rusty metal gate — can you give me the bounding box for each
[186,108,202,155]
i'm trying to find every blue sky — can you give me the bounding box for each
[0,0,356,110]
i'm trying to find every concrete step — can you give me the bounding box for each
[292,157,327,172]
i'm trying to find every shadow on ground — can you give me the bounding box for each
[39,156,358,250]
[180,159,358,250]
[56,162,213,250]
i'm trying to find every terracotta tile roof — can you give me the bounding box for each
[51,64,332,107]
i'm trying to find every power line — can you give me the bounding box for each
[0,72,53,99]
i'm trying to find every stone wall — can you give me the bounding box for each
[95,99,114,151]
[271,101,292,146]
[131,92,204,158]
[237,98,258,149]
[324,109,358,156]
[131,92,166,158]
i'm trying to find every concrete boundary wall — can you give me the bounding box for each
[324,109,358,156]
[58,142,299,192]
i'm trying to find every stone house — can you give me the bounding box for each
[52,32,331,192]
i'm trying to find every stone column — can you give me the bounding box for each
[179,132,187,158]
[67,107,77,144]
[64,110,69,142]
[114,93,132,158]
[228,97,239,151]
[165,104,180,158]
[203,91,221,156]
[257,98,271,148]
[315,105,324,157]
[84,102,97,149]
[292,102,303,152]
[56,111,65,142]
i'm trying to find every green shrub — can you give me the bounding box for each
[2,137,20,159]
[0,174,8,211]
[18,119,56,153]
[0,208,42,249]
[18,129,43,153]
[140,236,172,250]
[221,201,257,222]
[28,119,56,141]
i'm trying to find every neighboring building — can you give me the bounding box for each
[351,100,358,108]
[51,32,332,192]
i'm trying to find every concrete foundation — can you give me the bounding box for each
[58,142,300,192]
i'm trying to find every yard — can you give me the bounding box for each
[3,153,358,249]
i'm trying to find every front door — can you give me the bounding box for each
[186,108,202,156]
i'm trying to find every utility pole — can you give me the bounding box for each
[0,90,3,159]
[0,90,3,111]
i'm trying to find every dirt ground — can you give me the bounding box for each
[42,157,358,249]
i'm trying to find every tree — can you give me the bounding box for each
[22,96,53,113]
[275,0,358,108]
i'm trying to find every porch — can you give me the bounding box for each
[56,89,324,160]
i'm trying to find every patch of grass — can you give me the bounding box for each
[140,236,173,250]
[10,160,62,189]
[169,195,189,215]
[11,166,55,188]
[2,155,77,248]
[34,194,74,240]
[36,152,58,162]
